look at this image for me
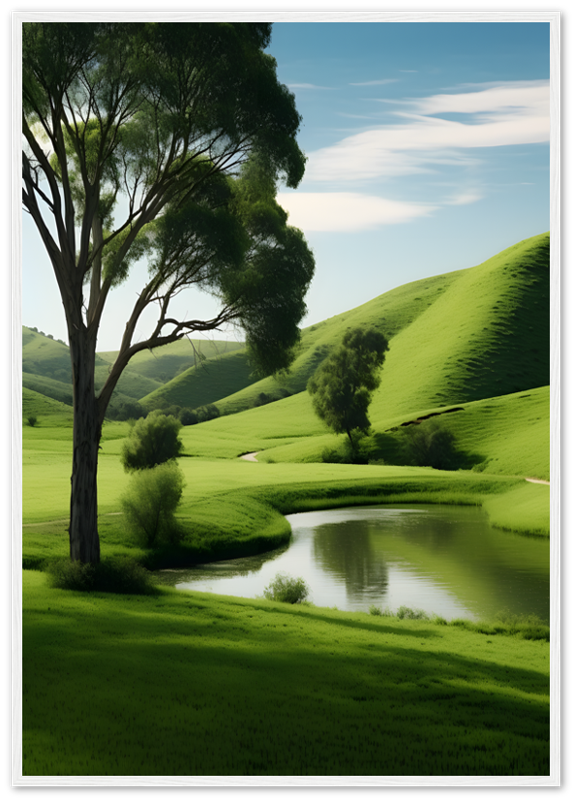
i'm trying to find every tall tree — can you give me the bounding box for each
[22,22,315,563]
[307,328,389,457]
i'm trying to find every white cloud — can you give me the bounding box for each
[411,80,548,116]
[444,191,483,206]
[305,81,549,183]
[277,192,436,232]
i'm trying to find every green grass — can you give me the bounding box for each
[140,347,258,411]
[20,233,552,778]
[22,570,549,777]
[22,387,73,428]
[483,483,551,536]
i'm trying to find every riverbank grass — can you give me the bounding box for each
[23,569,549,777]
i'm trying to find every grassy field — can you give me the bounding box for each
[23,570,549,777]
[20,233,552,778]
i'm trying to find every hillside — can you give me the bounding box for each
[22,328,246,415]
[140,348,258,412]
[22,232,550,469]
[143,232,549,417]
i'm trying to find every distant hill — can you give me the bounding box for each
[140,348,258,412]
[22,232,549,432]
[22,327,245,415]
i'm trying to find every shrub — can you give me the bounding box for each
[321,436,369,465]
[179,408,198,426]
[121,409,183,471]
[321,446,345,464]
[47,556,156,594]
[400,421,458,470]
[120,462,185,548]
[396,606,430,620]
[369,604,383,616]
[27,415,38,427]
[195,404,220,423]
[263,573,310,604]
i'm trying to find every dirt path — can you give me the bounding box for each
[239,452,259,462]
[524,477,550,485]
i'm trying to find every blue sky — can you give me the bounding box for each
[21,19,551,351]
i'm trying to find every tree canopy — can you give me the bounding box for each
[22,22,314,392]
[307,328,389,455]
[120,410,184,472]
[22,21,315,563]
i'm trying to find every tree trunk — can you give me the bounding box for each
[68,325,101,564]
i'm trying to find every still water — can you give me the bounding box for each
[164,505,549,622]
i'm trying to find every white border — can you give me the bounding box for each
[11,9,561,790]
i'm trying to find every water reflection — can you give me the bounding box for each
[312,521,388,603]
[166,505,549,622]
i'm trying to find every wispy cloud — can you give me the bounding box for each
[444,191,484,206]
[277,192,436,232]
[305,81,549,183]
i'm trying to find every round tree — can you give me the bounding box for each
[120,410,183,472]
[307,328,389,458]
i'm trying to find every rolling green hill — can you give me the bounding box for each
[140,348,258,412]
[148,231,549,418]
[23,232,550,480]
[22,327,246,413]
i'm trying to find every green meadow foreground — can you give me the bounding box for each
[23,570,549,777]
[22,233,551,777]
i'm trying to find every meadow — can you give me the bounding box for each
[20,232,551,778]
[23,570,549,777]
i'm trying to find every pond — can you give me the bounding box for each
[162,505,550,622]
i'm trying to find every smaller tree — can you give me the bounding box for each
[307,328,389,458]
[120,410,183,472]
[120,463,185,548]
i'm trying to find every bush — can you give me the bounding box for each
[120,462,185,548]
[400,421,458,470]
[195,404,220,423]
[121,409,183,471]
[263,573,310,604]
[321,436,369,465]
[27,415,38,427]
[179,408,198,426]
[396,606,430,620]
[47,556,156,594]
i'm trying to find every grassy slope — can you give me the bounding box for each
[368,232,549,419]
[140,348,258,411]
[23,326,246,407]
[150,231,548,418]
[23,570,549,777]
[22,232,549,426]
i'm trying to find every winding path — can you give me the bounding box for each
[239,452,259,462]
